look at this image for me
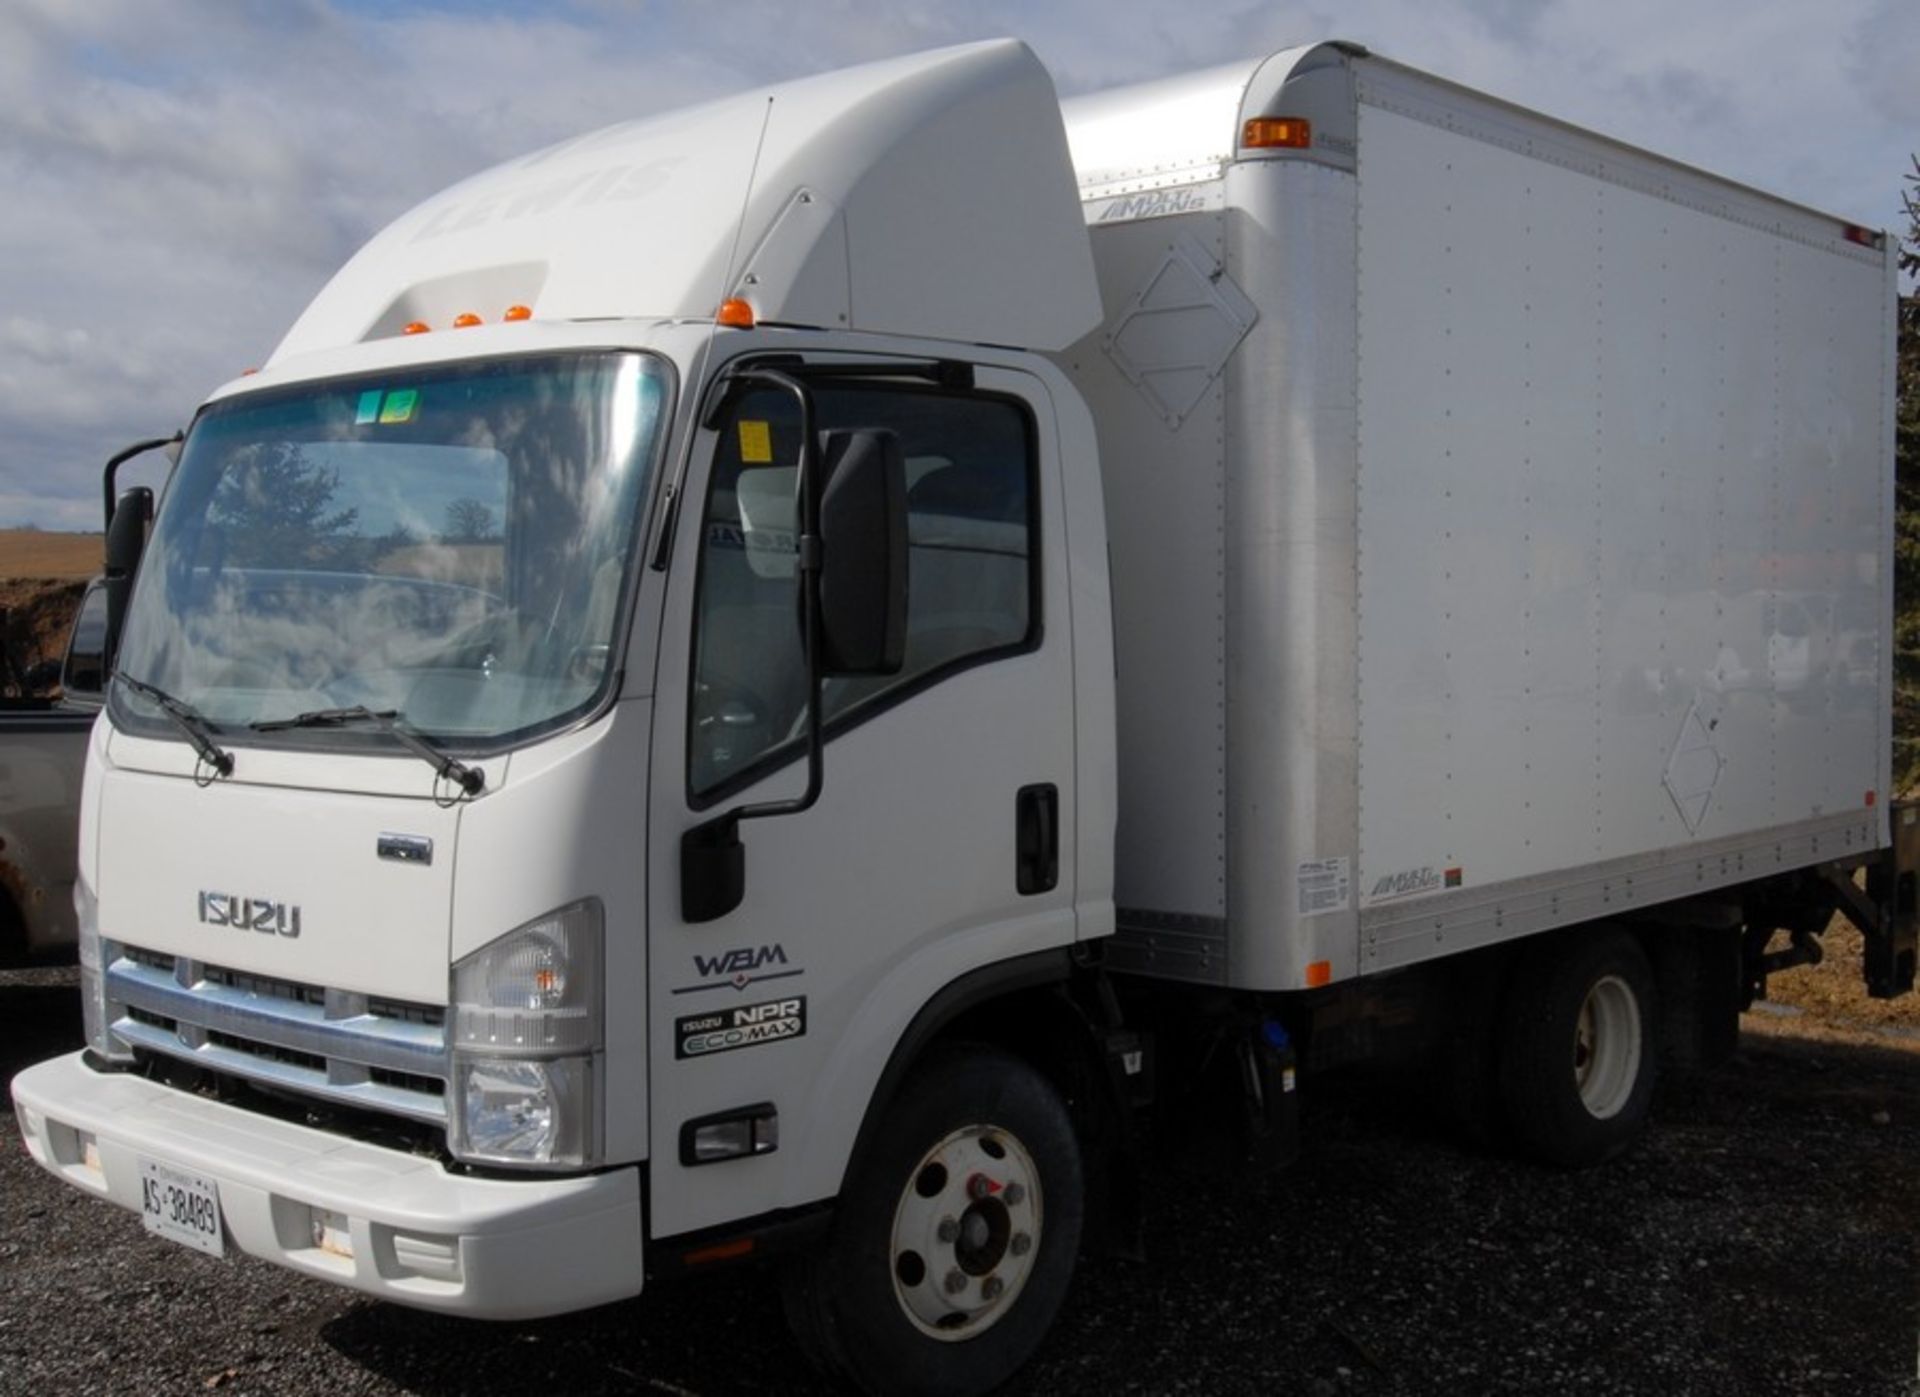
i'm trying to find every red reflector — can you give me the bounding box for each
[683,1237,755,1267]
[1866,790,1877,807]
[1243,117,1311,150]
[1842,224,1877,247]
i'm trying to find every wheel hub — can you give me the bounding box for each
[889,1126,1042,1340]
[1573,973,1643,1120]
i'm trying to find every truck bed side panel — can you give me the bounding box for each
[1351,95,1887,974]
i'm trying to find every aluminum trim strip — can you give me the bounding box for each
[1360,810,1879,973]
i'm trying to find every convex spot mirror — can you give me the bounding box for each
[815,428,906,676]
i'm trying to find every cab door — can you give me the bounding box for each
[645,357,1080,1240]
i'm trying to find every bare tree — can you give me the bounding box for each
[443,497,497,543]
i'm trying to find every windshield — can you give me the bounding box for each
[115,351,670,748]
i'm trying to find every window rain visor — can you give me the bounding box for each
[114,353,669,749]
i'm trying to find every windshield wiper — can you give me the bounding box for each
[115,674,235,778]
[249,706,485,795]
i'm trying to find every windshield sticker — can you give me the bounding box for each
[379,388,420,424]
[737,419,773,464]
[676,996,807,1059]
[354,388,420,425]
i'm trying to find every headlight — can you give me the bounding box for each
[75,876,130,1063]
[447,901,603,1169]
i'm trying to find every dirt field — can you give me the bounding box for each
[0,529,102,581]
[0,531,100,693]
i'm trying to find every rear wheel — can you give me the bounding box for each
[783,1047,1082,1397]
[1497,927,1658,1167]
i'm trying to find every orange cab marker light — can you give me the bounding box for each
[452,312,483,329]
[503,304,533,322]
[402,321,431,335]
[1244,116,1311,149]
[683,1236,755,1266]
[1305,960,1332,989]
[716,297,756,329]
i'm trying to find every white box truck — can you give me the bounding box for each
[11,38,1908,1396]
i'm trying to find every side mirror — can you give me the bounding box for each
[103,486,154,671]
[816,428,907,676]
[61,580,110,703]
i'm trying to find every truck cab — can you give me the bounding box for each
[13,38,1118,1392]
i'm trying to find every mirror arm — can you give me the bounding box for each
[103,433,181,530]
[679,367,823,925]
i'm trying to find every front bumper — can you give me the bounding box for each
[12,1052,644,1319]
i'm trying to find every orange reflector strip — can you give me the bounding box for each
[503,304,532,322]
[402,321,430,336]
[1305,960,1332,988]
[716,297,755,328]
[452,313,483,328]
[683,1237,755,1267]
[1243,117,1311,149]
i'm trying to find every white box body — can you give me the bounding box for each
[1058,45,1894,991]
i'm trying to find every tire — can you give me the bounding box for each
[782,1047,1084,1397]
[1496,927,1658,1168]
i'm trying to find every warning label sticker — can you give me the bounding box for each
[737,419,773,464]
[1296,858,1350,918]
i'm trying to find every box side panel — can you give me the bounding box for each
[1221,159,1362,991]
[1055,208,1231,983]
[1353,98,1888,970]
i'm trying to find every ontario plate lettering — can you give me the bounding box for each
[675,996,807,1059]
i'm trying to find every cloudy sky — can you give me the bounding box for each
[1,0,1913,530]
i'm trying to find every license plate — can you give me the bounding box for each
[139,1158,226,1258]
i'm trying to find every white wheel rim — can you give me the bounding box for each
[888,1124,1043,1341]
[1574,973,1643,1120]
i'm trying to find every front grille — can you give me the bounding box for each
[104,945,449,1126]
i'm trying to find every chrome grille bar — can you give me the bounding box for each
[104,946,448,1126]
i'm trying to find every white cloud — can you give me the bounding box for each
[0,0,1910,529]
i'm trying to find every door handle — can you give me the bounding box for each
[1016,784,1058,896]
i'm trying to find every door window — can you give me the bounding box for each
[690,380,1037,797]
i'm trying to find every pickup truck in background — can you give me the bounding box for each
[0,580,105,963]
[0,435,174,965]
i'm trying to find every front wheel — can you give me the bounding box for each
[783,1047,1083,1397]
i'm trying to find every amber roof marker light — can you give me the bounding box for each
[716,297,756,328]
[1243,117,1311,149]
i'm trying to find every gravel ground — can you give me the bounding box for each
[5,962,1919,1397]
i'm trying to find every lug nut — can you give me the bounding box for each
[1010,1232,1032,1257]
[1004,1182,1026,1206]
[944,1269,968,1295]
[981,1276,1005,1301]
[936,1218,960,1244]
